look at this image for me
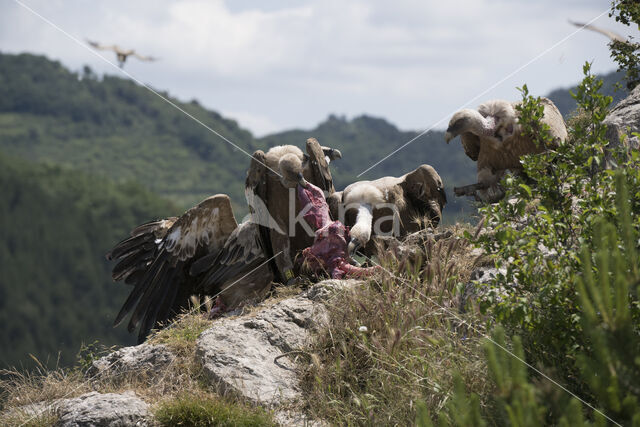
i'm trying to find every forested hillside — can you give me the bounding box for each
[0,53,257,212]
[0,152,177,368]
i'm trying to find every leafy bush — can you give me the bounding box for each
[302,227,492,425]
[433,174,640,426]
[609,0,640,89]
[472,62,635,387]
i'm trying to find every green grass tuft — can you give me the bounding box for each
[154,392,275,427]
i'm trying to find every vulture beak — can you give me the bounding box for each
[444,131,455,143]
[297,172,309,188]
[331,149,342,160]
[347,238,362,258]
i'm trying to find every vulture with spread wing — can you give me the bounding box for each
[107,138,340,342]
[87,40,158,68]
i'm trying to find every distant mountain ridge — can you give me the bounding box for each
[547,70,628,116]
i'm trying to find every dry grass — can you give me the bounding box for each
[299,224,495,425]
[0,307,274,426]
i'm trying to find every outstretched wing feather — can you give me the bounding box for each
[110,195,238,341]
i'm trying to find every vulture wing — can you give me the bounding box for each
[569,20,627,43]
[86,40,118,52]
[305,138,335,194]
[191,221,271,307]
[133,52,158,62]
[108,194,237,343]
[460,133,481,161]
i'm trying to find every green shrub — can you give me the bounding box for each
[437,175,640,426]
[609,1,640,89]
[472,62,637,389]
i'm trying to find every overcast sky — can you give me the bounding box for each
[0,0,635,137]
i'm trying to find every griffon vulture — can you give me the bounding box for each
[107,139,339,342]
[297,181,380,278]
[328,164,447,257]
[445,97,567,202]
[246,138,339,284]
[87,40,158,68]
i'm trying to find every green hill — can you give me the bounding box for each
[0,52,258,213]
[0,152,177,368]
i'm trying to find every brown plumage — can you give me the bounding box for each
[245,138,337,282]
[87,40,158,68]
[108,139,340,342]
[445,98,567,202]
[328,164,447,257]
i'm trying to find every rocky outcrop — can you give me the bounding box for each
[2,279,361,426]
[196,279,362,407]
[604,84,640,165]
[7,391,150,427]
[56,391,150,427]
[87,343,175,379]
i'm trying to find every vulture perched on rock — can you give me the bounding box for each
[245,138,339,283]
[107,138,340,342]
[328,164,446,257]
[445,98,567,202]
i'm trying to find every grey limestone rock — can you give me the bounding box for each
[87,343,175,379]
[56,391,150,427]
[604,84,640,166]
[196,279,362,407]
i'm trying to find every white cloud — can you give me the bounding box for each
[222,109,282,137]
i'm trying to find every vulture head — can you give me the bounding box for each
[445,109,497,143]
[321,146,342,163]
[278,153,309,188]
[402,164,447,227]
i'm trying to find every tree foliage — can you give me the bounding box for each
[609,0,640,89]
[0,152,176,369]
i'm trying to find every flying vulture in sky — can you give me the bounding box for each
[569,20,629,44]
[87,40,158,68]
